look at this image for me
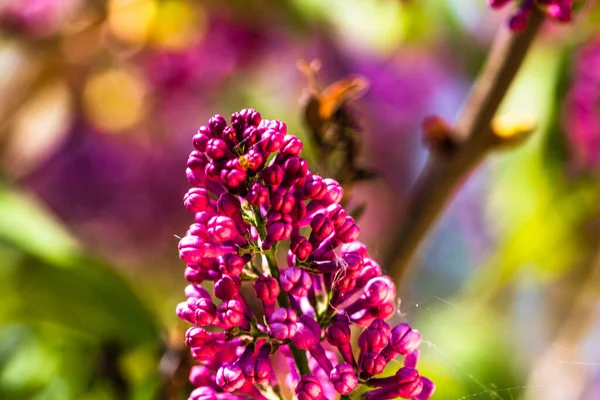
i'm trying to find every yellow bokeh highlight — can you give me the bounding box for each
[108,0,157,45]
[150,0,205,50]
[83,68,147,133]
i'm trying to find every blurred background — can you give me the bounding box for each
[1,0,600,399]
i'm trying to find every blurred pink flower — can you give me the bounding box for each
[563,39,600,169]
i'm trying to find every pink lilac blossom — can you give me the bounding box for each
[564,39,600,169]
[176,109,434,399]
[488,0,577,31]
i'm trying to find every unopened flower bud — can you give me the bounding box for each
[269,308,298,339]
[295,375,326,400]
[330,363,358,395]
[280,267,313,297]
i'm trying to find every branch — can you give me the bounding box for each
[384,9,545,287]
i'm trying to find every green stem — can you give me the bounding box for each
[265,248,311,377]
[256,204,312,378]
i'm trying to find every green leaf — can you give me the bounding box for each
[0,184,160,347]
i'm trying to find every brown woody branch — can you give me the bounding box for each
[384,9,545,288]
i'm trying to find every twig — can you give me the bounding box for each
[384,9,545,288]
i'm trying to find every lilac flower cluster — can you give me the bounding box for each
[176,109,435,399]
[488,0,576,31]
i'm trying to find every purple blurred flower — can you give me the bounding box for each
[488,0,578,30]
[564,39,600,169]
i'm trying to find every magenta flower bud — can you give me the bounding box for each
[290,235,312,260]
[295,375,326,400]
[336,216,360,243]
[254,275,280,304]
[415,377,436,400]
[255,274,280,319]
[371,301,395,320]
[184,188,212,213]
[214,274,241,300]
[207,216,243,244]
[358,319,391,353]
[340,252,363,275]
[269,307,298,339]
[280,267,313,297]
[261,129,284,153]
[217,299,249,330]
[206,138,230,160]
[208,114,227,137]
[242,343,272,384]
[264,212,292,248]
[303,174,327,200]
[184,266,208,284]
[218,254,246,276]
[221,126,238,146]
[187,150,208,171]
[177,297,217,325]
[364,368,421,400]
[264,119,287,134]
[270,186,295,213]
[221,160,247,187]
[340,241,368,258]
[351,300,396,327]
[188,386,217,400]
[383,367,424,397]
[283,156,308,185]
[184,284,212,299]
[289,195,307,222]
[217,193,242,220]
[204,160,223,181]
[178,235,205,264]
[186,167,206,186]
[242,126,260,147]
[239,108,261,127]
[247,183,269,207]
[281,134,303,155]
[330,363,358,395]
[262,164,284,187]
[243,148,264,171]
[381,323,423,361]
[309,214,335,245]
[185,223,207,238]
[230,111,247,136]
[189,365,211,387]
[326,204,347,229]
[325,316,351,346]
[185,326,209,348]
[216,363,245,392]
[359,351,387,378]
[321,178,343,204]
[192,128,210,152]
[365,277,396,306]
[404,349,420,368]
[194,210,214,225]
[291,315,321,350]
[356,259,382,287]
